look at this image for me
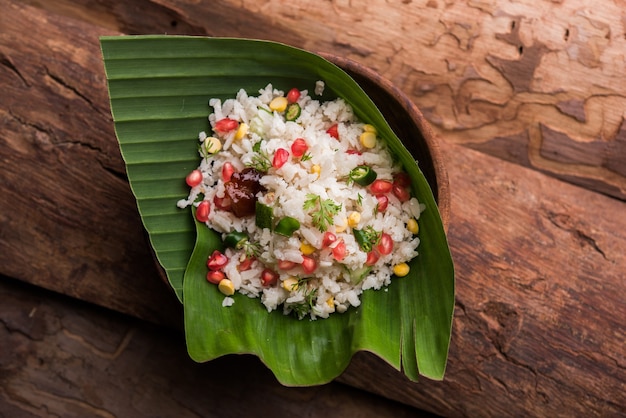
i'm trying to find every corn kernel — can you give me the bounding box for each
[407,218,419,234]
[204,136,222,154]
[282,277,299,291]
[348,211,361,228]
[334,217,348,233]
[300,242,316,255]
[234,122,249,141]
[269,96,288,112]
[310,164,321,177]
[393,263,410,277]
[363,124,377,134]
[326,297,335,308]
[359,131,377,149]
[218,278,235,295]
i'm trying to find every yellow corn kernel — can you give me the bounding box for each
[334,217,348,233]
[347,211,361,228]
[282,277,299,291]
[300,242,316,255]
[234,122,249,141]
[359,131,377,149]
[393,263,410,277]
[407,218,419,234]
[204,137,222,154]
[218,278,235,295]
[269,96,288,112]
[310,164,321,177]
[326,297,335,308]
[363,124,377,134]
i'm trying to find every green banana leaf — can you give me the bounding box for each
[100,35,454,386]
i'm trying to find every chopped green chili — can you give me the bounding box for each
[349,165,377,186]
[285,103,301,121]
[255,201,274,230]
[275,216,301,237]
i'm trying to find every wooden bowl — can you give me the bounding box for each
[321,54,450,231]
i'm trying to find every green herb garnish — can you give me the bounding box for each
[289,278,319,319]
[303,194,341,232]
[247,144,272,172]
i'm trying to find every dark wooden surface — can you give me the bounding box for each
[0,277,431,418]
[1,1,625,417]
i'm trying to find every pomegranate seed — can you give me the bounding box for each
[196,201,210,223]
[365,250,380,266]
[238,256,255,272]
[375,194,389,212]
[207,250,228,270]
[393,172,411,188]
[277,260,297,270]
[370,179,393,194]
[206,270,226,284]
[222,162,235,182]
[392,184,411,202]
[261,268,279,286]
[322,232,337,248]
[290,138,308,157]
[214,118,238,133]
[185,169,203,187]
[272,148,289,169]
[301,255,317,274]
[331,239,346,261]
[376,233,393,255]
[326,124,339,140]
[286,88,301,104]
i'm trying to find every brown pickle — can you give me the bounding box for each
[225,168,265,217]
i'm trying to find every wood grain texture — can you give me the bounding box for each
[1,1,625,417]
[340,144,626,417]
[28,0,626,200]
[0,278,429,418]
[0,1,181,328]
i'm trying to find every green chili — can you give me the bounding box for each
[285,103,301,121]
[349,165,377,186]
[274,216,301,237]
[255,201,274,230]
[353,226,380,252]
[223,231,249,249]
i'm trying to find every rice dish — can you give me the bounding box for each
[177,82,424,319]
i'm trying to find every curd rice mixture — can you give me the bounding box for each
[177,82,423,319]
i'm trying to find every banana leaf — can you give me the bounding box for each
[100,35,454,386]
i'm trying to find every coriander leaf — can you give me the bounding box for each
[303,194,341,232]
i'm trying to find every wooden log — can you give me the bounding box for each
[0,278,431,417]
[341,143,626,417]
[0,1,183,329]
[22,0,626,201]
[1,2,625,417]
